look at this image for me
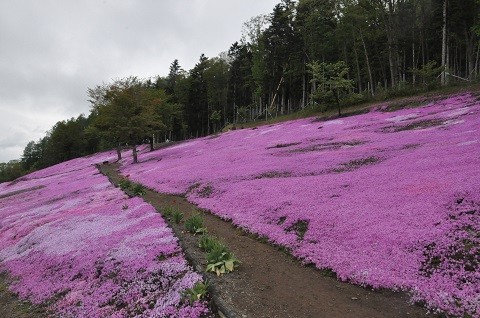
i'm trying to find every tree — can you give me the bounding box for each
[263,0,298,115]
[186,54,209,137]
[239,14,270,119]
[228,42,254,123]
[0,160,24,183]
[45,116,88,164]
[308,61,355,116]
[22,140,41,171]
[166,59,182,97]
[210,110,222,133]
[205,57,229,132]
[441,0,448,85]
[410,60,443,89]
[337,0,378,96]
[92,77,167,163]
[296,0,338,63]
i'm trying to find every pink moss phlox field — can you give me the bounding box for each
[0,151,209,317]
[119,93,480,316]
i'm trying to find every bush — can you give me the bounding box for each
[409,60,443,91]
[342,93,369,106]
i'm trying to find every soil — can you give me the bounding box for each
[0,274,46,318]
[99,163,438,318]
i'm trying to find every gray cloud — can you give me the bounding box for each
[0,0,279,162]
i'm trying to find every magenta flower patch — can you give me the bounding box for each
[119,93,480,316]
[0,151,209,317]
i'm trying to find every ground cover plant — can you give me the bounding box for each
[119,92,480,317]
[0,152,209,317]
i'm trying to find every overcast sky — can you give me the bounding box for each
[0,0,279,163]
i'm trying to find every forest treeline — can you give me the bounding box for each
[1,0,479,182]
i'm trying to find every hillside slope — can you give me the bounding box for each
[0,153,209,317]
[120,92,480,317]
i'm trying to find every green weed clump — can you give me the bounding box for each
[119,179,132,191]
[172,209,183,224]
[118,178,146,196]
[163,205,175,217]
[198,234,225,252]
[131,183,146,196]
[182,281,209,304]
[205,245,240,276]
[185,215,207,235]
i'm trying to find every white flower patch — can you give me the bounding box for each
[386,113,419,123]
[169,141,198,150]
[457,140,478,146]
[259,127,281,135]
[323,119,344,126]
[443,119,465,126]
[446,107,470,118]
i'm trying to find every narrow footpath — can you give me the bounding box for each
[99,163,436,318]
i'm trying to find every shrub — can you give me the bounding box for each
[409,60,442,91]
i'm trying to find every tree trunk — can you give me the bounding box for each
[281,87,285,115]
[380,1,399,88]
[302,56,307,109]
[441,0,447,86]
[336,91,341,117]
[465,29,476,79]
[149,136,154,152]
[132,146,138,164]
[116,144,122,161]
[353,32,363,93]
[311,80,316,107]
[360,30,375,96]
[204,105,210,136]
[475,42,480,77]
[412,43,416,85]
[387,40,397,87]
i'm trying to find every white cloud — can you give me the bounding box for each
[0,0,279,162]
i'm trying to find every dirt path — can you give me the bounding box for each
[100,163,436,318]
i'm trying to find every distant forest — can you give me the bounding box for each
[1,0,479,182]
